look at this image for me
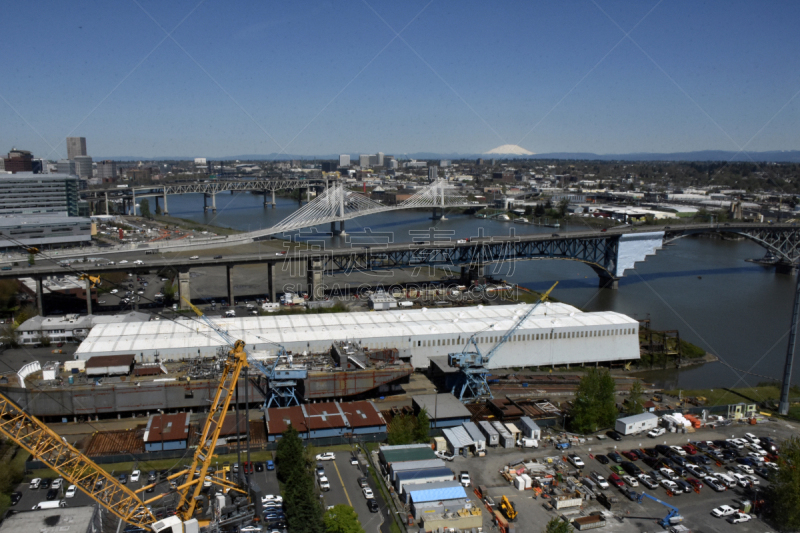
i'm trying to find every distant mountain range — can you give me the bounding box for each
[102,149,800,163]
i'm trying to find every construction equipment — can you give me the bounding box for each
[637,492,684,528]
[79,274,102,289]
[181,296,305,407]
[448,282,558,401]
[499,495,517,521]
[0,306,258,532]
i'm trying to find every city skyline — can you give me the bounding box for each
[1,1,798,159]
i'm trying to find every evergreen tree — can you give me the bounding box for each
[324,505,365,533]
[766,435,800,530]
[415,408,430,442]
[568,368,619,434]
[627,380,645,415]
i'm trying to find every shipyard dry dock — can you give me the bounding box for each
[0,343,412,420]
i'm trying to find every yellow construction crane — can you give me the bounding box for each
[0,332,252,531]
[79,274,103,289]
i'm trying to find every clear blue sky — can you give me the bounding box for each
[2,0,799,158]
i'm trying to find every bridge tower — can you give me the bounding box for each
[431,180,447,221]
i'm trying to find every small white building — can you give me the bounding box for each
[518,416,541,440]
[17,311,150,346]
[615,412,659,435]
[369,291,397,311]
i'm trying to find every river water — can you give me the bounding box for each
[165,192,796,390]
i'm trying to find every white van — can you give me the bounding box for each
[224,310,236,317]
[714,473,736,488]
[33,500,67,510]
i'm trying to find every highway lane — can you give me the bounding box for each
[0,222,788,279]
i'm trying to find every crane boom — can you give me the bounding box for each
[176,339,249,518]
[0,394,156,527]
[448,282,558,401]
[637,492,683,528]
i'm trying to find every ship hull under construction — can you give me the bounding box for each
[1,365,412,421]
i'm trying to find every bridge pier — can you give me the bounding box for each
[267,262,275,303]
[776,262,798,276]
[462,264,485,285]
[36,277,44,315]
[211,192,217,213]
[271,189,276,208]
[163,191,169,215]
[307,256,324,301]
[85,277,92,316]
[331,220,346,235]
[203,194,208,212]
[131,189,137,216]
[226,265,234,307]
[178,271,191,310]
[597,273,620,290]
[105,192,109,216]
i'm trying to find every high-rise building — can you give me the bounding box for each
[377,152,384,166]
[0,172,80,216]
[321,161,338,173]
[388,159,398,170]
[3,149,34,173]
[56,159,76,175]
[428,166,439,182]
[339,154,350,167]
[73,155,93,179]
[97,160,117,180]
[66,137,87,160]
[359,154,370,168]
[439,160,451,167]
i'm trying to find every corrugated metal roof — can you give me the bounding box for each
[412,393,471,420]
[341,401,385,428]
[409,484,467,503]
[391,459,447,478]
[75,303,635,356]
[144,412,190,443]
[462,422,485,443]
[617,412,658,424]
[442,426,474,448]
[381,447,437,464]
[395,467,454,482]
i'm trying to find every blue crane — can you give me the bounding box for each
[447,282,557,401]
[637,492,684,528]
[182,297,304,407]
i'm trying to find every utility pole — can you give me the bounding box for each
[779,266,800,415]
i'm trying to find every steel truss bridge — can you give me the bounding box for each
[81,176,327,199]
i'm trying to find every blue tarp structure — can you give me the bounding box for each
[408,484,467,503]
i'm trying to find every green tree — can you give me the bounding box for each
[534,204,546,218]
[0,279,19,313]
[557,198,570,218]
[27,253,35,266]
[155,203,162,216]
[139,199,151,218]
[568,368,619,434]
[415,407,430,442]
[543,517,573,533]
[163,279,176,304]
[387,414,416,445]
[627,380,645,415]
[276,425,304,483]
[324,505,365,533]
[766,435,800,530]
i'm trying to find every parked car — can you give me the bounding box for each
[266,460,274,471]
[362,487,374,499]
[350,454,359,465]
[606,430,623,441]
[568,455,584,468]
[622,475,639,488]
[704,476,726,492]
[686,478,703,491]
[648,427,666,438]
[711,505,737,518]
[459,471,471,487]
[660,479,679,493]
[590,471,609,489]
[366,499,379,513]
[638,474,658,489]
[51,478,63,490]
[130,470,140,482]
[10,492,22,505]
[435,450,454,461]
[727,512,751,524]
[595,454,609,465]
[607,452,623,463]
[608,473,625,488]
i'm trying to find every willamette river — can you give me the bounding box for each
[165,191,797,390]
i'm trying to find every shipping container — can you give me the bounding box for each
[492,421,514,448]
[519,416,542,440]
[615,412,658,435]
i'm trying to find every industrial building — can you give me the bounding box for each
[408,482,468,520]
[144,412,191,451]
[0,215,92,249]
[264,400,386,441]
[0,172,80,216]
[74,303,639,370]
[379,444,437,466]
[16,311,149,345]
[615,412,659,435]
[66,137,87,160]
[0,506,100,533]
[412,393,472,429]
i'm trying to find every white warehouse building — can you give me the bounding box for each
[74,303,640,368]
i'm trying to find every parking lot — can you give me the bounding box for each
[439,421,794,533]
